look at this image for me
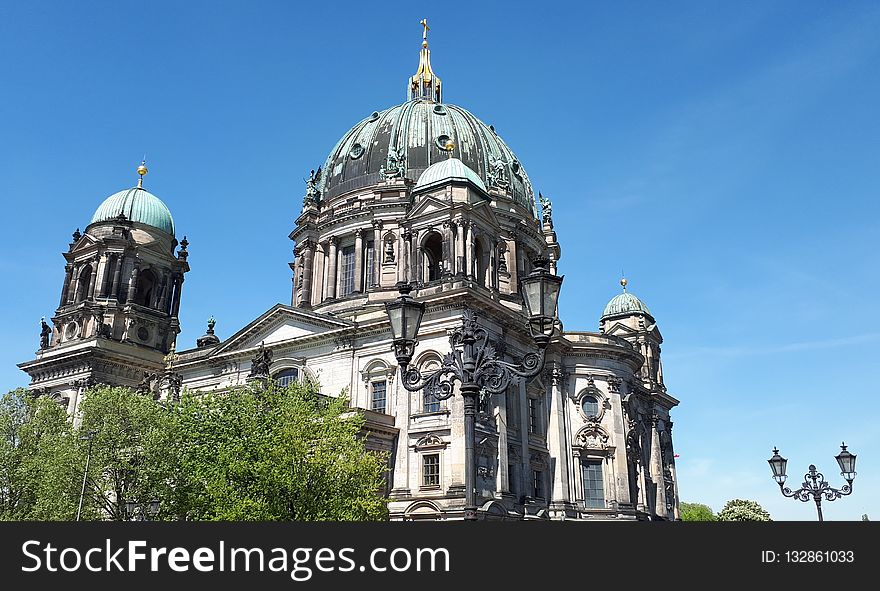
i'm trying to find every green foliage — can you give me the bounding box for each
[717,498,771,521]
[169,382,388,521]
[0,389,77,520]
[0,381,388,521]
[77,385,176,520]
[680,502,716,521]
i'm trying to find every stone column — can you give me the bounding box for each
[326,236,338,300]
[126,264,139,304]
[465,222,475,279]
[86,259,99,300]
[301,240,315,308]
[650,413,667,518]
[68,264,81,304]
[111,255,124,299]
[371,221,382,287]
[97,253,110,297]
[441,221,453,277]
[290,253,300,306]
[455,219,465,276]
[547,364,571,505]
[403,231,413,283]
[59,264,73,308]
[171,275,184,317]
[506,236,518,289]
[354,229,364,292]
[158,273,170,311]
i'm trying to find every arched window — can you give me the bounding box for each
[75,266,92,303]
[423,232,442,282]
[134,269,157,307]
[274,367,299,388]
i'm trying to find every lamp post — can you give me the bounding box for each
[385,257,562,521]
[75,430,97,521]
[124,498,161,521]
[768,443,857,521]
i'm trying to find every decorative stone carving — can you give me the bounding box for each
[304,166,322,205]
[539,192,553,227]
[487,156,509,189]
[381,146,406,180]
[574,424,610,450]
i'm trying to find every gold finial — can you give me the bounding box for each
[420,18,430,47]
[620,277,628,292]
[136,159,148,189]
[444,138,455,158]
[163,340,179,371]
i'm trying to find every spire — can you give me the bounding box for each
[136,159,148,189]
[409,18,442,102]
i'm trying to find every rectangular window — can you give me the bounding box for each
[422,453,440,487]
[528,397,540,434]
[424,386,441,413]
[340,245,356,296]
[532,469,544,499]
[508,463,516,495]
[582,460,605,509]
[370,380,387,413]
[274,368,299,388]
[365,241,375,288]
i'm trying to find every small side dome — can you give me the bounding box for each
[414,157,487,193]
[90,187,175,236]
[601,292,652,320]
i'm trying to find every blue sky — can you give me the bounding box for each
[1,1,877,520]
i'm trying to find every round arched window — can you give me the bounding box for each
[581,395,600,418]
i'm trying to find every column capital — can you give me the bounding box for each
[328,235,338,246]
[355,228,364,239]
[371,219,383,230]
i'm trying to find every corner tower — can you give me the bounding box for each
[18,163,190,412]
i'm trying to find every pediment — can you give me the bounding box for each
[210,304,352,355]
[406,194,451,220]
[604,322,638,337]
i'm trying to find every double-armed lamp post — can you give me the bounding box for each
[767,443,857,521]
[384,257,562,521]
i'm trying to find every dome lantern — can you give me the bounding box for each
[409,18,442,102]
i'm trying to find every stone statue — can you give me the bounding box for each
[487,156,509,188]
[39,318,51,349]
[137,371,158,395]
[383,147,406,180]
[384,239,395,263]
[539,192,552,226]
[249,341,273,378]
[304,166,322,205]
[207,316,216,333]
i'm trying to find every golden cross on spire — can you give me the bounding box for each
[420,18,430,46]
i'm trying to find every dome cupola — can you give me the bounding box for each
[88,162,175,236]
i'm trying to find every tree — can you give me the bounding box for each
[0,389,78,520]
[168,381,389,521]
[680,502,716,521]
[76,385,176,521]
[717,499,771,521]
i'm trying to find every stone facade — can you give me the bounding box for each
[18,31,680,521]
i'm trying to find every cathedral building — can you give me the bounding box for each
[18,25,680,521]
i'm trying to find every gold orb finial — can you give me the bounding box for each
[444,139,455,158]
[620,277,628,292]
[136,159,148,188]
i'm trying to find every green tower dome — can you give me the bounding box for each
[601,292,652,320]
[90,186,175,236]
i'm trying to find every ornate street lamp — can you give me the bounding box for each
[385,258,563,521]
[768,443,857,521]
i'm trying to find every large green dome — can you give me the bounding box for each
[317,100,537,216]
[90,187,175,236]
